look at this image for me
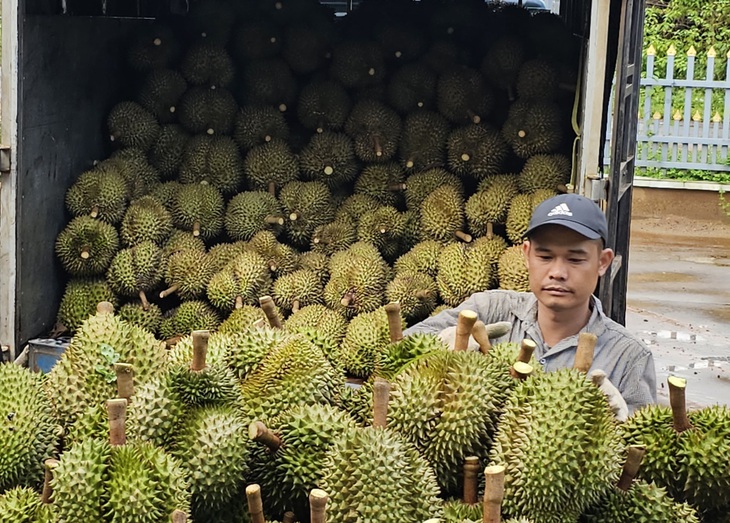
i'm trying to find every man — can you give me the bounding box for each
[404,193,657,416]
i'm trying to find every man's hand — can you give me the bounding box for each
[438,326,480,351]
[590,369,629,422]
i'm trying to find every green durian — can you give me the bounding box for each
[498,245,529,292]
[299,131,358,189]
[246,230,300,279]
[222,327,287,381]
[297,80,351,132]
[330,41,385,89]
[233,105,289,151]
[55,216,119,276]
[272,269,323,315]
[279,181,335,248]
[385,271,439,324]
[56,277,118,333]
[218,306,267,335]
[180,42,235,87]
[284,304,348,345]
[516,59,560,101]
[225,191,285,242]
[172,182,224,240]
[340,307,394,379]
[65,168,128,224]
[178,86,238,136]
[354,162,405,207]
[311,219,357,256]
[158,301,221,340]
[447,124,509,180]
[106,241,164,301]
[107,101,160,151]
[136,69,187,124]
[240,58,298,111]
[518,154,571,193]
[398,110,449,173]
[344,100,401,163]
[127,24,180,72]
[436,242,492,306]
[377,332,447,380]
[244,140,299,193]
[206,251,272,312]
[387,63,438,114]
[394,240,443,278]
[207,241,250,273]
[420,185,470,244]
[502,99,564,159]
[118,301,163,335]
[437,66,494,124]
[178,135,244,195]
[120,196,173,247]
[161,249,214,300]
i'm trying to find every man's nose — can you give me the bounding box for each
[548,259,568,280]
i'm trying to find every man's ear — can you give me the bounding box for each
[522,239,531,269]
[597,247,614,276]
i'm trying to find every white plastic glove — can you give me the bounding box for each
[437,326,480,351]
[589,369,629,422]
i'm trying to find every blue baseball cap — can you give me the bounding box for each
[525,194,608,243]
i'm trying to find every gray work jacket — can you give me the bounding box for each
[403,290,657,413]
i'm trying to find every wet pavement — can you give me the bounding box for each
[626,218,730,408]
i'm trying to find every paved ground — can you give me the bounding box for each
[626,212,730,408]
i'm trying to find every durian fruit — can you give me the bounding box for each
[180,42,235,87]
[340,307,395,379]
[178,85,238,136]
[240,333,343,423]
[247,404,357,518]
[311,219,357,256]
[246,230,300,278]
[437,242,492,306]
[244,139,299,193]
[374,19,426,64]
[160,248,214,300]
[398,111,450,173]
[354,162,405,207]
[297,79,352,133]
[394,240,443,278]
[298,251,330,287]
[481,35,526,98]
[498,245,529,292]
[385,271,439,323]
[279,181,335,248]
[107,101,161,151]
[162,228,207,258]
[206,250,273,312]
[148,124,190,180]
[208,241,249,273]
[420,185,471,244]
[404,168,463,212]
[320,426,443,523]
[516,58,560,101]
[105,147,161,200]
[221,327,287,381]
[0,365,57,491]
[272,269,323,315]
[159,300,221,340]
[284,304,348,346]
[240,58,298,112]
[505,189,557,244]
[179,135,244,195]
[120,195,173,246]
[106,241,164,306]
[377,330,448,380]
[234,105,289,151]
[387,63,438,114]
[218,306,268,335]
[357,206,406,261]
[324,244,388,319]
[344,100,402,163]
[126,24,180,72]
[150,180,182,212]
[465,182,518,236]
[299,131,358,188]
[472,232,509,287]
[519,154,571,193]
[118,301,163,335]
[502,99,564,159]
[447,124,509,180]
[137,69,187,124]
[65,167,128,224]
[56,277,118,332]
[230,19,282,63]
[335,193,381,226]
[172,182,224,239]
[55,216,120,276]
[330,40,386,89]
[440,457,483,523]
[437,67,494,125]
[282,22,331,75]
[0,485,51,522]
[225,191,285,241]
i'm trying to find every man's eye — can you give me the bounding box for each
[570,258,585,263]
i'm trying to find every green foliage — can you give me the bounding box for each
[720,189,730,217]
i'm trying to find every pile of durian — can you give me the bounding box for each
[54,0,577,343]
[1,304,728,523]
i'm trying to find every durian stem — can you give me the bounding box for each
[90,205,100,218]
[171,510,188,522]
[482,465,506,523]
[323,165,335,176]
[405,158,415,169]
[191,330,210,371]
[617,445,646,492]
[389,183,407,192]
[292,299,301,314]
[454,310,478,351]
[384,302,403,342]
[309,489,328,523]
[471,320,492,355]
[245,484,266,523]
[138,290,150,311]
[289,212,300,221]
[486,222,494,239]
[282,511,296,523]
[80,246,91,259]
[249,421,282,452]
[42,459,59,504]
[573,332,597,373]
[517,129,527,138]
[511,361,533,381]
[159,285,179,299]
[668,376,692,433]
[97,301,115,315]
[259,295,283,329]
[466,109,481,124]
[463,456,480,504]
[415,289,432,300]
[235,296,244,310]
[372,377,391,428]
[461,153,471,162]
[373,135,383,157]
[107,398,127,447]
[556,184,569,194]
[269,263,278,273]
[455,230,473,243]
[340,291,356,308]
[268,182,277,196]
[114,363,135,399]
[192,221,201,237]
[265,215,285,226]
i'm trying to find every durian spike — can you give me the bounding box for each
[265,215,285,225]
[384,302,403,342]
[245,484,266,523]
[517,339,537,363]
[235,296,244,310]
[171,510,188,522]
[471,321,492,354]
[668,376,692,433]
[309,489,328,523]
[617,445,646,492]
[114,363,135,399]
[292,299,301,313]
[107,398,128,446]
[159,285,179,299]
[259,295,283,329]
[268,182,277,196]
[463,456,480,504]
[97,301,115,315]
[249,420,283,452]
[191,330,210,371]
[573,332,597,373]
[90,205,100,218]
[42,458,59,504]
[511,361,533,381]
[139,290,150,311]
[482,465,506,523]
[192,221,201,237]
[454,230,473,243]
[340,290,356,308]
[373,135,383,157]
[373,377,391,428]
[486,222,494,239]
[282,511,296,523]
[80,247,91,259]
[454,310,478,351]
[466,109,481,124]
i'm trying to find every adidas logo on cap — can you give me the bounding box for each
[547,203,573,217]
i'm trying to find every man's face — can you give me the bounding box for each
[522,224,614,312]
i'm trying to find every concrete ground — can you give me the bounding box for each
[626,189,730,408]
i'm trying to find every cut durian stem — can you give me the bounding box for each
[80,247,91,259]
[455,230,472,243]
[90,205,100,218]
[454,309,478,351]
[373,377,391,428]
[42,458,59,504]
[169,106,176,114]
[467,110,481,124]
[268,182,277,196]
[259,295,283,329]
[265,215,285,226]
[486,222,494,240]
[405,159,415,169]
[573,332,597,373]
[153,37,162,46]
[139,290,150,311]
[668,376,692,433]
[389,182,407,191]
[107,398,128,446]
[324,165,335,176]
[292,299,301,313]
[309,489,328,523]
[617,445,646,492]
[463,456,480,504]
[385,302,403,342]
[246,484,266,523]
[482,465,506,523]
[289,212,300,221]
[159,285,179,299]
[279,103,288,113]
[191,330,210,371]
[461,152,470,162]
[114,363,135,400]
[511,361,533,381]
[340,290,356,308]
[517,129,527,138]
[235,296,244,310]
[192,221,201,237]
[282,511,296,523]
[97,301,115,315]
[517,339,537,363]
[368,67,376,77]
[373,135,383,157]
[264,134,272,142]
[249,420,282,452]
[171,509,188,522]
[472,320,492,354]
